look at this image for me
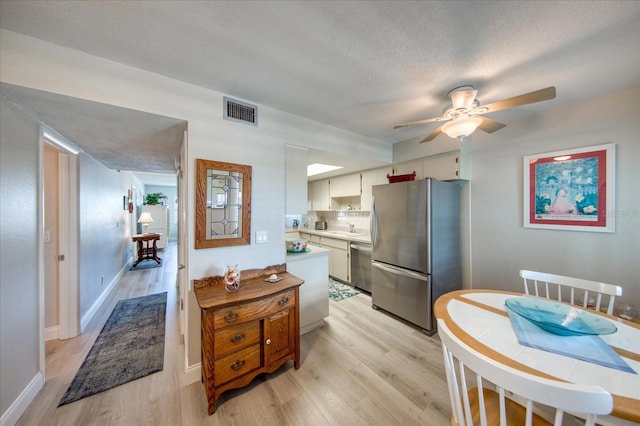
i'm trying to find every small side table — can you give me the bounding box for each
[132,233,162,266]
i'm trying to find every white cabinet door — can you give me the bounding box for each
[375,166,394,185]
[394,159,423,179]
[360,170,375,211]
[311,179,331,211]
[329,247,349,282]
[320,237,349,282]
[422,151,469,180]
[330,174,360,197]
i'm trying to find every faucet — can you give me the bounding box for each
[347,223,355,233]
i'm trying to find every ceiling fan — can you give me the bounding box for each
[394,86,556,143]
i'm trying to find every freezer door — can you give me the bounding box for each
[371,180,429,273]
[371,261,433,333]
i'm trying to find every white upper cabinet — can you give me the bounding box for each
[305,150,469,212]
[393,159,423,179]
[360,170,375,212]
[423,150,470,181]
[285,145,309,214]
[311,179,331,211]
[330,174,360,198]
[375,166,394,185]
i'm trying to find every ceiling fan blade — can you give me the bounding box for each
[480,87,556,114]
[478,117,506,133]
[419,126,442,143]
[394,116,444,129]
[450,89,478,110]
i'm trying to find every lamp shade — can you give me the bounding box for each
[441,116,483,139]
[137,211,154,224]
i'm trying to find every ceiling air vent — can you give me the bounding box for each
[224,97,257,126]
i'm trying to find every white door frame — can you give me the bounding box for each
[177,130,188,336]
[42,127,80,343]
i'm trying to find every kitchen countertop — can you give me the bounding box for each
[285,245,331,261]
[296,228,372,244]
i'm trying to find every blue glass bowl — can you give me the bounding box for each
[505,297,617,336]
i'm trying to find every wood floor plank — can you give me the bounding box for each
[16,242,452,425]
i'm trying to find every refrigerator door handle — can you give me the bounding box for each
[370,196,378,248]
[372,261,428,282]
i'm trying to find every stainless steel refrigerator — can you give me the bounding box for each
[370,178,461,335]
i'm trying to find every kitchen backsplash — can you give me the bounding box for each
[286,211,370,234]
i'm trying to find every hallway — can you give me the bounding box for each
[17,242,188,425]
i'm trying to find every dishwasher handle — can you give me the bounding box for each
[350,243,372,253]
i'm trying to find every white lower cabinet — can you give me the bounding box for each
[319,237,349,282]
[299,233,349,282]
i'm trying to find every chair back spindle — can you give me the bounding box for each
[438,319,613,426]
[520,270,622,315]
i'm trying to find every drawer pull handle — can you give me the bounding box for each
[223,311,239,323]
[230,333,245,344]
[278,296,289,306]
[230,359,246,371]
[266,338,271,345]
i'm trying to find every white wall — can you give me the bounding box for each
[0,98,42,422]
[394,86,640,306]
[0,27,393,400]
[469,86,640,306]
[78,153,134,317]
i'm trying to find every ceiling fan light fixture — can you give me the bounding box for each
[441,116,483,139]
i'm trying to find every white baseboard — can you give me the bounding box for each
[0,371,44,426]
[44,326,59,341]
[184,363,201,385]
[80,262,129,332]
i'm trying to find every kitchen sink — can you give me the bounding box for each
[325,231,366,238]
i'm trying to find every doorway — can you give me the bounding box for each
[43,129,80,341]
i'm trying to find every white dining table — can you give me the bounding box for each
[434,289,640,425]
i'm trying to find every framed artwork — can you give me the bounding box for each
[523,143,615,233]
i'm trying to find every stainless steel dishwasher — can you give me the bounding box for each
[350,242,372,293]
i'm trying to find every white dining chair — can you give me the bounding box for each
[520,270,622,315]
[438,319,613,426]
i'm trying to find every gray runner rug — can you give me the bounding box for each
[58,292,167,406]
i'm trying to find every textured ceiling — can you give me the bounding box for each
[1,1,639,176]
[1,83,186,173]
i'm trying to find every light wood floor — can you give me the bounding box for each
[17,242,451,425]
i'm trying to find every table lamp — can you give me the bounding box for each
[137,211,154,233]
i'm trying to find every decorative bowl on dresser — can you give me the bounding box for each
[193,264,304,415]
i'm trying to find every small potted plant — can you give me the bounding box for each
[143,192,167,205]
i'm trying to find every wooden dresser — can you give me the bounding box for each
[194,264,303,415]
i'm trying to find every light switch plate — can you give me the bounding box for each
[256,231,268,244]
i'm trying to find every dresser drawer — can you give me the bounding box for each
[214,320,260,360]
[214,289,296,329]
[214,344,261,386]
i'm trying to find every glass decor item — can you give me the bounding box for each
[224,264,240,292]
[505,297,617,336]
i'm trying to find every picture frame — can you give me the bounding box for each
[523,143,615,233]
